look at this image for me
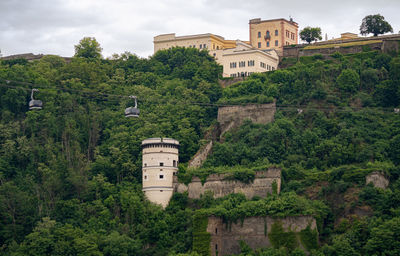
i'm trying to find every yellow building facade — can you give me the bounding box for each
[153,33,279,77]
[154,33,237,53]
[249,18,298,55]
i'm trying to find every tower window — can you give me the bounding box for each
[144,163,147,167]
[144,175,148,180]
[160,162,164,166]
[173,160,177,167]
[159,174,164,180]
[215,228,218,234]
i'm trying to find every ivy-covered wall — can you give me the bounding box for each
[193,212,211,256]
[202,216,318,256]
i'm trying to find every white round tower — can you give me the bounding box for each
[141,138,179,208]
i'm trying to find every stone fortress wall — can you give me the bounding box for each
[207,216,317,256]
[188,102,277,168]
[173,168,281,199]
[282,34,400,60]
[217,102,276,139]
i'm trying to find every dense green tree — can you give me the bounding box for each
[337,69,360,92]
[360,14,393,36]
[299,27,322,44]
[74,37,103,59]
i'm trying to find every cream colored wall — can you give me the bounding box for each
[143,189,174,208]
[154,34,212,53]
[142,138,179,208]
[220,50,278,77]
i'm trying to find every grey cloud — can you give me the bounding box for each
[1,0,399,57]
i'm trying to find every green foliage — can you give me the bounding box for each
[0,39,400,256]
[179,164,273,185]
[74,37,103,59]
[360,14,393,36]
[196,192,329,224]
[299,225,319,251]
[299,27,322,44]
[192,212,211,256]
[269,221,298,251]
[337,69,360,92]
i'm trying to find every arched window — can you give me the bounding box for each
[275,29,278,36]
[266,31,270,36]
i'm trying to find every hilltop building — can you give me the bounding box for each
[141,138,179,208]
[153,33,238,53]
[153,33,278,77]
[249,18,299,55]
[218,40,278,77]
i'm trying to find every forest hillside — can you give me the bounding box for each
[0,46,400,255]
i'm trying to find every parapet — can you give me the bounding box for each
[141,137,179,147]
[154,33,176,42]
[173,168,282,199]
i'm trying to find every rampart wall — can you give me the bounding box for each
[282,34,400,59]
[173,168,281,199]
[206,216,317,256]
[217,102,276,138]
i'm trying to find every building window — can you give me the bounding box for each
[258,42,261,48]
[213,53,216,57]
[215,244,218,250]
[203,44,206,48]
[215,228,218,234]
[193,45,196,48]
[144,175,147,180]
[200,44,202,49]
[266,31,270,36]
[216,46,219,50]
[260,62,266,69]
[258,31,261,38]
[248,60,254,66]
[272,67,275,71]
[239,61,245,67]
[275,30,278,36]
[275,40,278,46]
[173,160,176,167]
[159,174,164,180]
[230,62,237,68]
[267,41,270,47]
[160,162,164,166]
[144,163,147,167]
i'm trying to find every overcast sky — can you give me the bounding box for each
[1,0,399,58]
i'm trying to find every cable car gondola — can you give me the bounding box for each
[125,95,139,118]
[29,89,43,110]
